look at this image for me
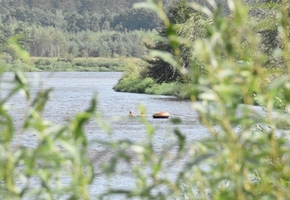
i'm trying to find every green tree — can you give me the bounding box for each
[29,26,67,57]
[246,0,285,69]
[111,8,160,31]
[64,12,82,32]
[143,0,195,83]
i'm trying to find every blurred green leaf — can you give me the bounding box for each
[171,117,182,124]
[6,35,30,62]
[174,128,186,155]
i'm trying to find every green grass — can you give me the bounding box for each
[4,57,145,72]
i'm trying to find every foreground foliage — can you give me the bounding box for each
[1,0,290,199]
[107,0,290,199]
[0,71,95,199]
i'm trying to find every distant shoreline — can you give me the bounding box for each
[2,57,145,72]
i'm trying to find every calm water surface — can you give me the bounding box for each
[3,72,210,198]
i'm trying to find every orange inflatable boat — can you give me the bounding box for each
[152,111,170,119]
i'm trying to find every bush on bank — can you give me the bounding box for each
[114,73,190,98]
[113,56,189,97]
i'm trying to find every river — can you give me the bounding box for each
[2,72,210,198]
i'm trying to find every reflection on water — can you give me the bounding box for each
[3,72,209,198]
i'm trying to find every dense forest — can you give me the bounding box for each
[0,0,231,61]
[0,0,164,32]
[0,0,175,60]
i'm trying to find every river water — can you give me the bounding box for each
[2,72,210,198]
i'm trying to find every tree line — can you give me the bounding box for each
[1,6,161,32]
[0,23,151,62]
[0,0,180,33]
[0,0,170,62]
[0,0,231,63]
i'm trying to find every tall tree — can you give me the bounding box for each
[144,0,195,83]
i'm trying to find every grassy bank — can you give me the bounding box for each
[2,57,145,72]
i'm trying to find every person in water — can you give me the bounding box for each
[129,110,145,117]
[129,111,134,116]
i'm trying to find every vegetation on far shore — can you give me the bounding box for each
[1,54,188,98]
[1,56,145,72]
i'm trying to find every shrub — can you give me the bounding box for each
[35,58,53,66]
[51,61,73,71]
[114,76,155,93]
